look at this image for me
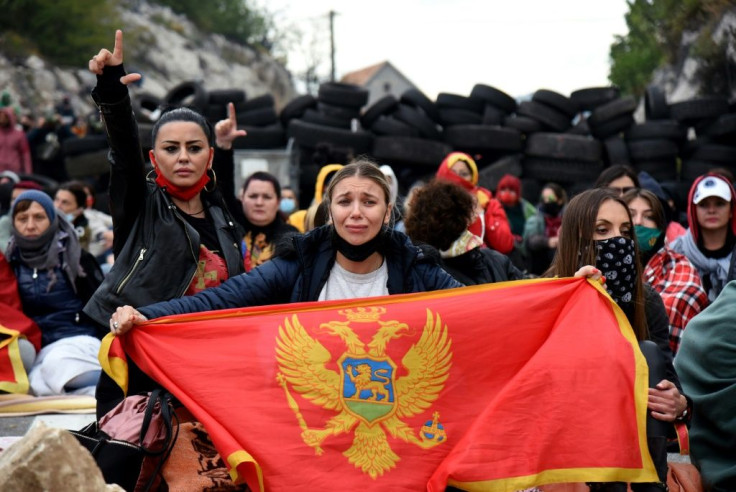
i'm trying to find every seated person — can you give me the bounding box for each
[671,173,736,303]
[404,179,522,285]
[624,188,708,354]
[6,190,105,395]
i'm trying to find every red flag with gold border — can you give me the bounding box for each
[105,277,657,491]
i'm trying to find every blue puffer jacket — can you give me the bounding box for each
[140,225,462,319]
[13,262,99,346]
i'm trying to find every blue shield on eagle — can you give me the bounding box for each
[339,355,397,424]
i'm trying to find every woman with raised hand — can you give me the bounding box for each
[85,30,246,413]
[549,188,690,492]
[109,159,462,333]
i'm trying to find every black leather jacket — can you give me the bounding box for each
[83,83,244,326]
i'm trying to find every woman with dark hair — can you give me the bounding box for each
[523,182,566,275]
[237,171,298,271]
[436,152,514,254]
[594,164,640,196]
[86,31,247,414]
[84,30,245,327]
[7,190,104,395]
[404,179,522,285]
[54,180,92,251]
[548,188,690,492]
[623,188,707,353]
[110,159,461,332]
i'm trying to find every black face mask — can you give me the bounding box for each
[541,202,562,216]
[332,226,387,262]
[595,236,636,305]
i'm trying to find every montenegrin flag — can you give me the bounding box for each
[102,277,658,491]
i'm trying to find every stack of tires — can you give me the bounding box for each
[673,96,734,181]
[228,93,286,150]
[286,82,372,201]
[364,88,449,187]
[623,86,686,184]
[441,85,523,171]
[514,88,603,201]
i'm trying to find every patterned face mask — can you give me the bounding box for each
[595,236,636,304]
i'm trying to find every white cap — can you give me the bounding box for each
[693,175,732,204]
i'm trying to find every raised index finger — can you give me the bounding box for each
[228,102,237,123]
[112,29,124,61]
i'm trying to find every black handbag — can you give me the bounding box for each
[70,389,178,492]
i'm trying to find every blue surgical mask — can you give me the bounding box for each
[64,213,76,223]
[280,198,296,214]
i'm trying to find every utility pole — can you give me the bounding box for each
[329,10,337,82]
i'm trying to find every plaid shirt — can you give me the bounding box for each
[644,247,709,354]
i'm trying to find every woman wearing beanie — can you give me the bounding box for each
[436,152,514,254]
[6,190,104,395]
[671,173,736,303]
[495,174,536,240]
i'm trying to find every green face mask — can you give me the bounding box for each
[634,225,662,253]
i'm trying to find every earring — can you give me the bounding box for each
[204,168,217,192]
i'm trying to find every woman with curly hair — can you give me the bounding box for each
[404,179,522,285]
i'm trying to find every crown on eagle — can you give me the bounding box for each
[339,307,386,323]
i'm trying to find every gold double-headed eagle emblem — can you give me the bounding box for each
[276,307,452,478]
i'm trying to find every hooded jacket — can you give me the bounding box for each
[671,173,736,301]
[436,153,514,254]
[0,107,32,175]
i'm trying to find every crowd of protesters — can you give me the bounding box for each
[0,29,735,492]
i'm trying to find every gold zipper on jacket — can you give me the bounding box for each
[115,247,147,295]
[174,206,200,297]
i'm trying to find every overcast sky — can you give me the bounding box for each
[265,0,630,100]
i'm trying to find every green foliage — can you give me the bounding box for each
[692,26,733,94]
[152,0,271,48]
[609,0,733,96]
[0,0,119,66]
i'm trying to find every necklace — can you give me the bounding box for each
[182,209,204,217]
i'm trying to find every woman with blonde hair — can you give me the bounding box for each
[110,159,461,331]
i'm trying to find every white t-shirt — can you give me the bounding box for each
[318,260,389,301]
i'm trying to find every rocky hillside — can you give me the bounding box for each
[0,1,296,119]
[652,6,736,103]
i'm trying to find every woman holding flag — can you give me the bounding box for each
[109,159,462,329]
[549,188,690,492]
[86,30,247,415]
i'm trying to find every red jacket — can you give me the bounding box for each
[436,152,514,254]
[0,107,32,175]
